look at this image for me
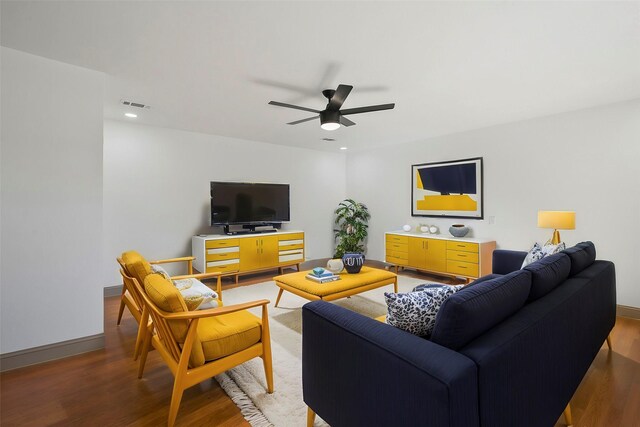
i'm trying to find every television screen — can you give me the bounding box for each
[210,182,290,225]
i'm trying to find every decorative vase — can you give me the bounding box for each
[449,224,469,238]
[342,252,365,274]
[326,258,344,274]
[429,225,439,234]
[402,224,411,232]
[420,225,430,233]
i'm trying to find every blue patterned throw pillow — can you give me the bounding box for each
[521,242,544,268]
[385,284,464,337]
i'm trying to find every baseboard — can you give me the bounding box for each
[0,333,105,372]
[104,284,123,298]
[617,304,640,320]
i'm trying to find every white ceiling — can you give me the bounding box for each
[2,1,639,152]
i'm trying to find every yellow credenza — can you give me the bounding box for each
[384,232,496,282]
[192,231,305,283]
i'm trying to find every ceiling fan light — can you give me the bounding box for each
[321,122,340,131]
[320,110,340,131]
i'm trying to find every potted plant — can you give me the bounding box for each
[333,199,370,273]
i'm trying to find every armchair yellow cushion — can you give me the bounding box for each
[122,250,153,287]
[144,273,205,367]
[198,310,261,361]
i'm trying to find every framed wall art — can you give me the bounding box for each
[411,157,483,219]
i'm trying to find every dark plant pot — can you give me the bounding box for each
[342,252,365,274]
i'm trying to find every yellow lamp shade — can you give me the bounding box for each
[537,211,576,230]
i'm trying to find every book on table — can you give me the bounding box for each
[305,274,340,283]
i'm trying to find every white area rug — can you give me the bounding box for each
[215,274,432,427]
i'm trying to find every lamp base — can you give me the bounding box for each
[548,229,561,245]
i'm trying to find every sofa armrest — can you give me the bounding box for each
[302,301,479,427]
[492,249,527,274]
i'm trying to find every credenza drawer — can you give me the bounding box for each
[206,251,240,262]
[280,233,304,241]
[386,250,408,260]
[447,260,479,277]
[205,263,239,274]
[206,239,240,249]
[447,250,479,263]
[387,255,409,266]
[386,242,408,253]
[279,243,304,251]
[386,234,409,244]
[446,241,479,253]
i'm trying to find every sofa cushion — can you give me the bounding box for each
[385,284,464,337]
[430,270,531,351]
[467,273,502,286]
[523,253,571,301]
[562,241,596,276]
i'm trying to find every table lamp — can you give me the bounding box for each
[537,211,575,244]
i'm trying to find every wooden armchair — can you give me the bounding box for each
[117,250,222,360]
[132,272,274,427]
[117,252,197,326]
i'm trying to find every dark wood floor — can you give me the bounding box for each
[1,262,639,426]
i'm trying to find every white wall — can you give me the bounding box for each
[103,120,346,285]
[346,100,640,308]
[0,48,104,353]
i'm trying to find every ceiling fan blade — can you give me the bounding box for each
[340,103,395,116]
[287,116,318,125]
[268,101,320,114]
[340,116,356,127]
[327,84,353,110]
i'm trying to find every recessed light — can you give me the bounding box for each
[124,113,137,118]
[340,147,348,150]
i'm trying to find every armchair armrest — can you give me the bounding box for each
[302,301,479,427]
[492,249,527,275]
[163,299,270,320]
[150,256,196,274]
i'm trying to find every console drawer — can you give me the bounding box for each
[447,250,479,264]
[206,239,240,249]
[280,233,304,241]
[386,242,408,253]
[447,260,479,277]
[205,262,239,274]
[387,255,409,266]
[446,241,478,253]
[386,250,408,260]
[206,251,240,262]
[386,234,409,244]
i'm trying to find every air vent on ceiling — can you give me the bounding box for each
[322,138,336,142]
[120,100,151,109]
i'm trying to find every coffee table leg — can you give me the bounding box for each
[394,277,398,293]
[275,288,284,307]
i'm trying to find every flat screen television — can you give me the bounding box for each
[210,182,290,226]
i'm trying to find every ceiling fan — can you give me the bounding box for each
[268,84,395,131]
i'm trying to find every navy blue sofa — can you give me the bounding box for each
[302,242,616,427]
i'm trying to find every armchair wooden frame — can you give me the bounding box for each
[128,273,274,427]
[117,255,224,362]
[117,256,196,326]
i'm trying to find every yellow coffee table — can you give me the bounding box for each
[273,266,398,307]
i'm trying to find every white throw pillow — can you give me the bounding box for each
[521,242,566,268]
[542,242,566,256]
[385,284,464,337]
[173,278,219,310]
[521,242,545,268]
[150,264,218,310]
